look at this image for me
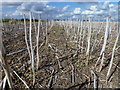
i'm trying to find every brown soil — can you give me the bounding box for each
[2,23,119,89]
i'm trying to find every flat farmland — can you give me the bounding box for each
[1,19,120,88]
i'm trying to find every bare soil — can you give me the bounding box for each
[2,23,120,89]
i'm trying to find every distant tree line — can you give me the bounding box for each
[1,18,90,23]
[1,18,48,23]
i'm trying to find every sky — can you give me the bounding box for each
[1,0,120,21]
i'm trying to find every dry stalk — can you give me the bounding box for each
[86,18,92,56]
[106,29,119,80]
[23,14,32,63]
[71,64,75,85]
[36,15,41,70]
[2,76,7,89]
[91,70,98,90]
[13,70,29,88]
[47,68,55,88]
[29,12,35,85]
[86,18,92,66]
[33,16,37,35]
[45,19,48,45]
[95,18,109,70]
[0,20,13,89]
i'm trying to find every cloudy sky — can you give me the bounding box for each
[1,0,119,21]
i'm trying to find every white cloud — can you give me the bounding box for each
[2,1,118,21]
[109,4,118,20]
[1,0,120,3]
[96,10,104,14]
[81,1,118,20]
[72,15,77,19]
[101,0,109,10]
[90,5,97,11]
[82,10,94,14]
[56,14,65,17]
[73,8,81,14]
[16,2,48,14]
[62,5,70,11]
[87,15,94,17]
[12,2,70,19]
[109,4,114,7]
[2,2,22,8]
[1,0,98,2]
